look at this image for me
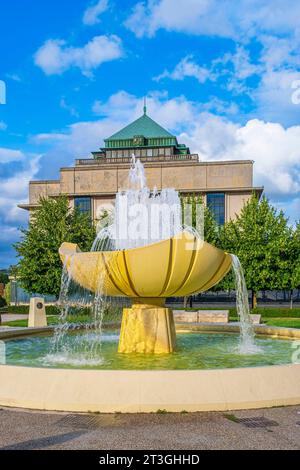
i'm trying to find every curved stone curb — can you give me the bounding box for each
[0,324,299,413]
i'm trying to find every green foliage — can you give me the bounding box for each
[183,194,220,245]
[14,196,96,298]
[289,222,300,290]
[4,281,11,306]
[219,194,292,293]
[0,272,9,284]
[5,304,59,315]
[6,304,29,314]
[203,205,220,246]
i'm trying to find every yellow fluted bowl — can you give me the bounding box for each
[59,231,232,298]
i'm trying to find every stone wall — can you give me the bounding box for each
[25,159,260,222]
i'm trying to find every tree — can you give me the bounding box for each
[203,205,220,246]
[15,196,96,298]
[0,272,9,284]
[219,194,291,308]
[287,222,300,308]
[183,194,220,245]
[182,195,221,306]
[4,282,11,306]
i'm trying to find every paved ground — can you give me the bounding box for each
[0,314,28,322]
[0,406,299,450]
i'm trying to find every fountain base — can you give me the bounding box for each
[118,299,176,354]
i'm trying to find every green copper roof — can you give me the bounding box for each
[106,113,175,141]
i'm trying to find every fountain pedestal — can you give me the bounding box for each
[118,299,176,354]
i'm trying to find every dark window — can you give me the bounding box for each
[74,197,92,216]
[207,193,225,225]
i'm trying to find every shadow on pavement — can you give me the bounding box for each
[0,431,86,450]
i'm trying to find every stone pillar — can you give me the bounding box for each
[28,297,47,328]
[0,341,6,365]
[118,298,176,354]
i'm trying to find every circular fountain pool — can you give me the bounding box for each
[1,326,300,413]
[2,330,298,370]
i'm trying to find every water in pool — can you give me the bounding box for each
[1,330,296,370]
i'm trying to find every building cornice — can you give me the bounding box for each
[57,159,254,172]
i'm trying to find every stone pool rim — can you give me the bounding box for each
[0,323,300,413]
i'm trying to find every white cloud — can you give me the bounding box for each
[0,225,19,244]
[0,151,40,254]
[60,97,79,117]
[125,0,300,39]
[92,90,196,130]
[180,115,300,196]
[0,150,39,265]
[125,1,300,126]
[6,73,21,82]
[228,46,260,81]
[0,148,25,163]
[274,196,300,225]
[125,0,234,38]
[0,121,7,131]
[83,0,109,26]
[253,68,300,124]
[154,55,215,84]
[259,34,300,70]
[34,35,123,76]
[154,46,260,94]
[201,97,239,116]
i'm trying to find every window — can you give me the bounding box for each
[74,197,92,217]
[207,193,225,225]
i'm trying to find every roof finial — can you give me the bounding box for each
[143,96,147,115]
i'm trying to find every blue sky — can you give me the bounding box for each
[1,0,300,268]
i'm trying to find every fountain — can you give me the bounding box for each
[1,155,300,413]
[59,155,254,355]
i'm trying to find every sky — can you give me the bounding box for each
[0,0,300,268]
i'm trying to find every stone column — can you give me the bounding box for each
[118,298,176,354]
[28,297,47,328]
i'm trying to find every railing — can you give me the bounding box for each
[76,154,199,166]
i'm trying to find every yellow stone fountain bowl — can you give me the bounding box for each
[59,231,232,298]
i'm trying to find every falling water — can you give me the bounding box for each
[49,154,257,363]
[92,154,183,251]
[231,254,261,354]
[47,260,107,366]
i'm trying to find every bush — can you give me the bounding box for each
[4,281,11,306]
[6,305,29,314]
[6,305,60,315]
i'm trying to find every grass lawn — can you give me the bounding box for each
[3,315,300,328]
[1,310,122,328]
[263,318,300,329]
[2,316,57,328]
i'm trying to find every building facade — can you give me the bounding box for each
[19,108,263,224]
